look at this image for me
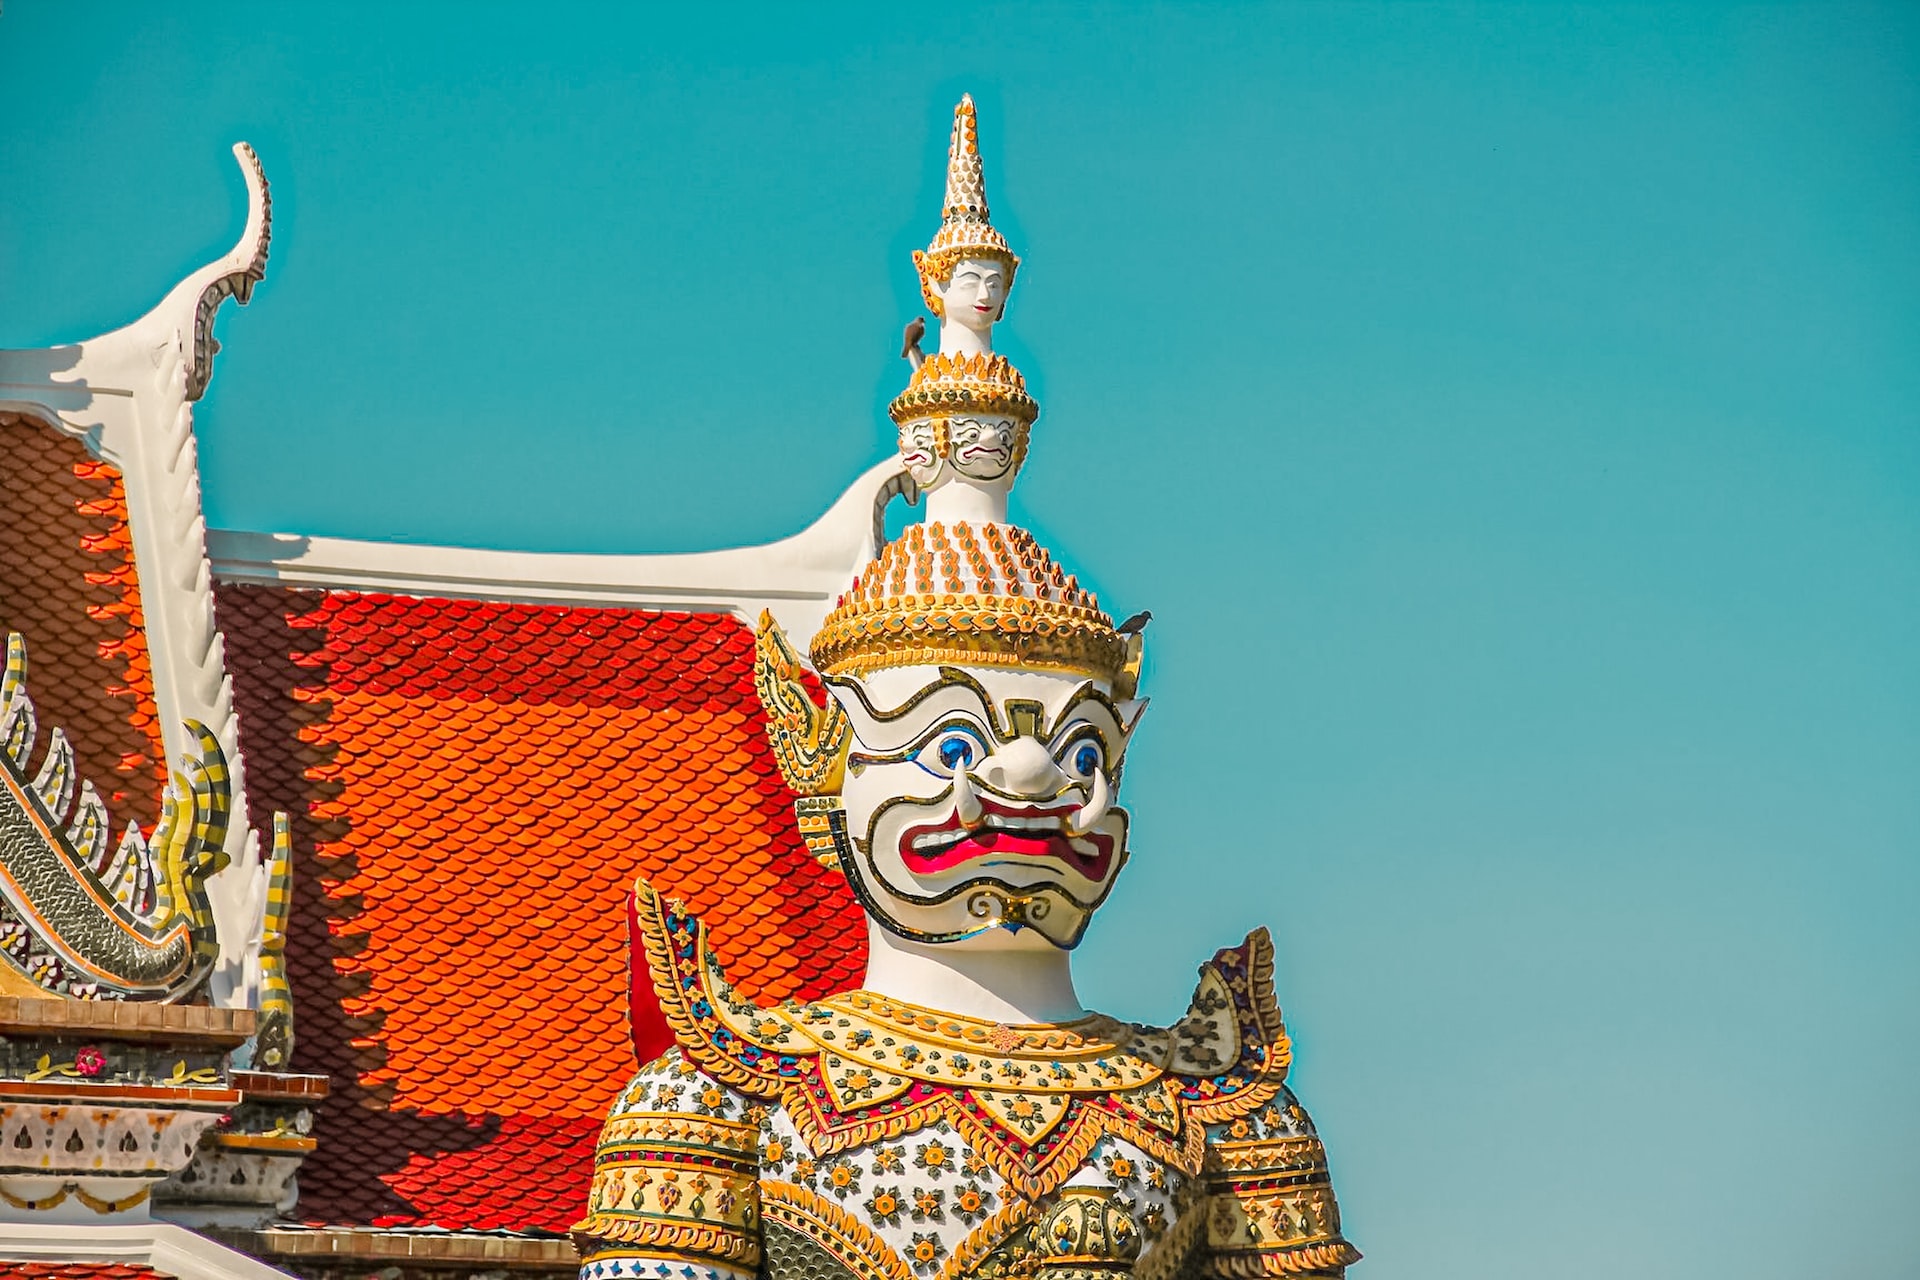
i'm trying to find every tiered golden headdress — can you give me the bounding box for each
[913,94,1020,315]
[755,93,1140,863]
[888,351,1038,427]
[809,522,1125,685]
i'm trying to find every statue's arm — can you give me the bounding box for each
[574,1047,764,1279]
[1199,1087,1362,1277]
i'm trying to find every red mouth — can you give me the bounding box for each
[898,798,1114,880]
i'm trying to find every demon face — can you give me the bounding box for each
[827,664,1146,950]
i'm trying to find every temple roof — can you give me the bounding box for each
[0,418,165,829]
[0,137,891,1245]
[213,585,867,1231]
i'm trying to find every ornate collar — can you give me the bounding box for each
[633,879,1290,1200]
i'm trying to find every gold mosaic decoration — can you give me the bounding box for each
[914,94,1019,315]
[888,353,1038,427]
[630,880,1291,1204]
[574,1111,762,1267]
[754,610,849,798]
[809,522,1127,684]
[761,1181,915,1280]
[1203,1135,1362,1276]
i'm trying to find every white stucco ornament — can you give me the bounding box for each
[0,144,275,1014]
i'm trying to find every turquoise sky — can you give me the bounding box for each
[5,3,1917,1275]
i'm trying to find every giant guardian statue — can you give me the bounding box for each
[574,96,1360,1280]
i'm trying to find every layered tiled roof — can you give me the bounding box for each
[0,416,166,828]
[213,586,866,1232]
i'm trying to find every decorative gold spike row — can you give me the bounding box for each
[575,1110,761,1267]
[889,353,1039,425]
[572,1216,760,1269]
[810,595,1129,686]
[1203,1138,1360,1277]
[752,611,849,798]
[1203,1241,1364,1278]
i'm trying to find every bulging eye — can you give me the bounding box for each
[916,725,988,777]
[1066,739,1104,778]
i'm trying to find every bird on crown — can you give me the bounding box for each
[574,95,1360,1280]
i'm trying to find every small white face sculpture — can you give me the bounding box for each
[828,664,1146,951]
[933,258,1009,335]
[946,416,1021,482]
[898,418,943,488]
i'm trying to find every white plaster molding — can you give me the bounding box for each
[0,144,272,1008]
[0,1220,294,1278]
[154,1146,302,1226]
[207,455,911,647]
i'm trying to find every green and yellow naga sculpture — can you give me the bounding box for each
[0,632,231,1002]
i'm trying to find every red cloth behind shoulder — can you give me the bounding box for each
[628,889,674,1065]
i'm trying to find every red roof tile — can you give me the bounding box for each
[214,586,866,1232]
[0,416,166,827]
[0,1269,171,1280]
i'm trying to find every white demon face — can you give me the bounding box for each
[897,418,943,488]
[827,664,1147,950]
[946,416,1021,482]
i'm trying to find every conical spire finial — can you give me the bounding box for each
[943,94,990,222]
[914,94,1020,323]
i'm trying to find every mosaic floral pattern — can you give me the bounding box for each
[579,889,1357,1278]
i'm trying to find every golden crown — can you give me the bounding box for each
[913,95,1020,315]
[809,521,1128,686]
[888,352,1038,426]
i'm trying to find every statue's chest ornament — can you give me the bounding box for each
[640,885,1291,1202]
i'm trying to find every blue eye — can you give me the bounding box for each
[916,725,988,777]
[1072,742,1102,776]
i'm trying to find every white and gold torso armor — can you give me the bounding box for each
[573,885,1358,1280]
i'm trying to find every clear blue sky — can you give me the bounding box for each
[5,3,1916,1275]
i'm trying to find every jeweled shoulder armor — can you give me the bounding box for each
[574,881,1361,1279]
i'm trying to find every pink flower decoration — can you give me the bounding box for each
[73,1046,106,1078]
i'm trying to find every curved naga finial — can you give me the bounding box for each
[182,142,272,402]
[0,633,228,1000]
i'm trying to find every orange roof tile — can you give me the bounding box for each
[214,585,867,1231]
[0,415,166,828]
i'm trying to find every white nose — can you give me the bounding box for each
[974,737,1069,797]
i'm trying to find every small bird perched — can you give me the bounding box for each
[901,316,927,369]
[1116,610,1152,635]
